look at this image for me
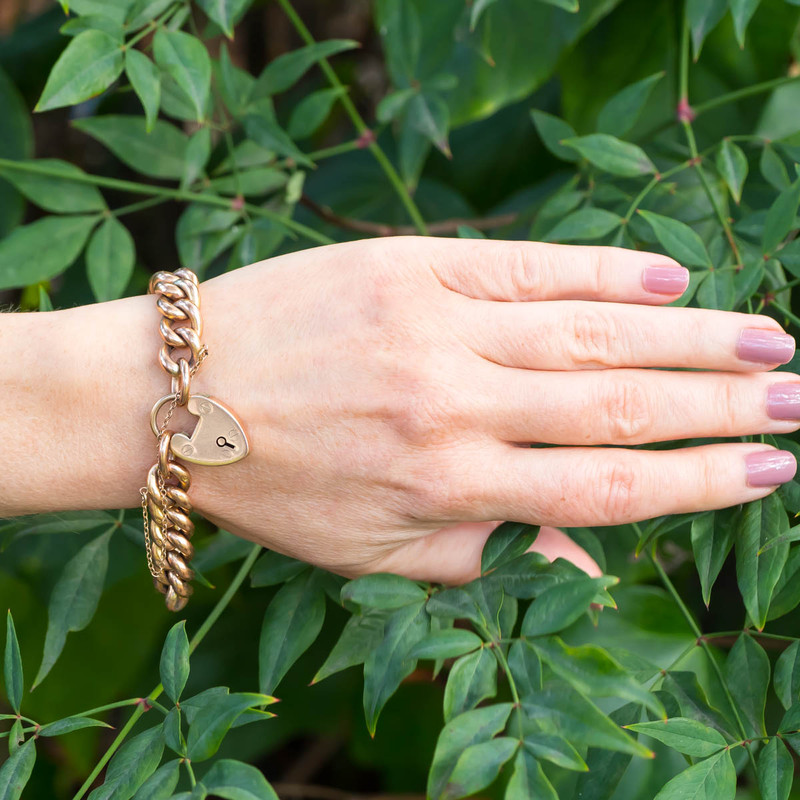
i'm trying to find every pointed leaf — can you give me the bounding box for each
[543,207,622,242]
[505,749,557,800]
[196,0,252,38]
[523,732,586,771]
[313,610,385,684]
[716,139,748,204]
[730,0,762,48]
[36,30,123,112]
[596,72,663,138]
[86,215,135,301]
[625,717,726,757]
[34,529,112,688]
[507,639,541,698]
[521,576,600,637]
[258,570,326,695]
[686,0,727,59]
[443,647,497,722]
[152,30,210,122]
[160,620,190,704]
[125,50,161,132]
[562,134,655,177]
[250,551,308,588]
[409,629,483,661]
[724,633,769,737]
[638,209,711,267]
[0,159,105,213]
[652,748,735,799]
[38,716,112,736]
[696,269,735,310]
[0,215,97,291]
[341,573,427,609]
[131,759,181,800]
[407,92,450,155]
[0,738,35,800]
[4,613,22,714]
[763,177,800,255]
[88,726,163,800]
[775,640,800,710]
[530,110,580,162]
[691,511,734,606]
[757,736,793,800]
[201,759,278,800]
[442,737,518,800]
[288,87,346,140]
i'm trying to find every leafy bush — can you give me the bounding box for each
[3,0,800,798]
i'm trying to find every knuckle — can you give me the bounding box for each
[714,379,745,435]
[587,455,642,524]
[398,450,466,520]
[596,376,654,444]
[564,306,620,367]
[588,247,613,297]
[505,241,541,300]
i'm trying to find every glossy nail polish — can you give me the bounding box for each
[745,450,797,487]
[642,265,690,294]
[737,329,795,365]
[767,383,800,420]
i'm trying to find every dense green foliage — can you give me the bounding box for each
[5,0,800,798]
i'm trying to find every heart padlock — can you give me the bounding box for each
[168,395,249,466]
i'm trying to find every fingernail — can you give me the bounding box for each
[737,329,795,364]
[642,265,690,294]
[767,383,800,420]
[745,450,797,487]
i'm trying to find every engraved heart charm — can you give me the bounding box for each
[171,395,249,466]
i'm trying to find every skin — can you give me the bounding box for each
[2,237,798,583]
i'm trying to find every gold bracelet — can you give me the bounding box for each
[139,269,249,612]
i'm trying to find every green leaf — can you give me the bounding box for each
[481,523,538,575]
[0,159,105,213]
[762,176,800,255]
[523,733,586,771]
[442,737,518,800]
[532,637,663,717]
[68,0,132,21]
[686,0,727,59]
[523,685,650,757]
[691,511,733,607]
[653,748,736,799]
[736,494,790,629]
[7,720,21,757]
[126,0,173,29]
[73,116,188,180]
[60,15,124,42]
[250,551,309,587]
[125,50,161,132]
[530,110,580,162]
[208,168,286,198]
[625,717,726,757]
[505,749,558,800]
[252,40,359,98]
[160,620,190,704]
[427,704,514,800]
[4,612,22,714]
[182,127,211,189]
[342,573,428,609]
[363,601,429,735]
[716,139,748,204]
[730,0,762,48]
[638,209,712,267]
[288,87,346,140]
[196,0,252,38]
[162,706,184,755]
[86,215,135,301]
[757,736,793,800]
[0,215,97,291]
[88,726,164,800]
[152,30,211,122]
[259,570,326,695]
[0,738,35,800]
[427,587,483,627]
[38,716,111,736]
[775,640,800,710]
[661,671,731,734]
[131,759,181,800]
[443,648,497,722]
[470,0,500,29]
[543,207,622,242]
[36,29,123,112]
[218,44,255,116]
[376,88,417,124]
[539,0,579,9]
[596,72,663,138]
[312,610,386,684]
[242,110,312,167]
[761,144,789,190]
[724,633,769,736]
[33,529,112,688]
[186,693,275,762]
[0,65,32,238]
[407,92,450,155]
[507,639,542,698]
[521,576,601,637]
[696,268,735,310]
[562,134,655,177]
[409,629,483,661]
[200,759,278,800]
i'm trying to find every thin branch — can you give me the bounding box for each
[299,195,520,237]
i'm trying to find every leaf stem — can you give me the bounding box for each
[274,0,429,235]
[694,75,800,119]
[0,158,333,246]
[71,544,261,800]
[769,299,800,331]
[622,162,691,222]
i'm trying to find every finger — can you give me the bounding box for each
[417,237,690,304]
[429,443,796,529]
[369,522,601,584]
[457,300,795,371]
[474,366,800,445]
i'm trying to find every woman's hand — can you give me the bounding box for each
[5,237,797,584]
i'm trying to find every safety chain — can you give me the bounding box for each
[140,269,249,612]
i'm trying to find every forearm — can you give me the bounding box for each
[0,295,164,516]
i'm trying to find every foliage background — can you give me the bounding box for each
[5,0,800,799]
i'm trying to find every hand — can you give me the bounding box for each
[180,237,797,582]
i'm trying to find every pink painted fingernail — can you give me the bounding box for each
[737,329,795,364]
[642,265,690,294]
[745,450,797,487]
[767,383,800,420]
